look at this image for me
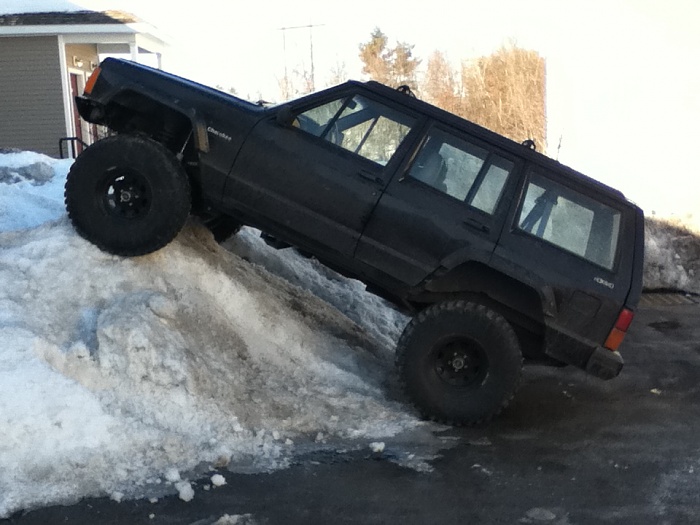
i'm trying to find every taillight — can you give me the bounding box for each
[604,308,635,351]
[84,66,101,95]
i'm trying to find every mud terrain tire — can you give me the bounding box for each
[396,300,523,425]
[65,135,191,256]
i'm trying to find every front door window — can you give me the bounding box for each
[295,95,415,166]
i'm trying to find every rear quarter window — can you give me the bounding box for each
[517,172,621,270]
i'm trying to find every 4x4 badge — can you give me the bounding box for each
[594,277,615,289]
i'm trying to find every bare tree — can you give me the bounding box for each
[422,50,460,114]
[215,84,238,96]
[327,60,348,87]
[278,68,315,101]
[459,44,547,150]
[278,74,293,101]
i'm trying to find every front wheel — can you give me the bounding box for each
[396,300,523,425]
[64,135,191,256]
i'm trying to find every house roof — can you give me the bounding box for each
[0,9,169,52]
[0,10,142,26]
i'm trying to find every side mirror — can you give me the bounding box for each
[275,105,295,127]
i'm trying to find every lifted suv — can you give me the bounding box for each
[66,58,645,424]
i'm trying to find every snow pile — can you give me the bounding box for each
[224,231,409,349]
[1,149,698,517]
[0,150,70,231]
[211,473,227,487]
[644,217,700,294]
[0,151,420,517]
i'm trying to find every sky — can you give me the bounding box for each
[3,0,700,223]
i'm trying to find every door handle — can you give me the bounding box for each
[462,217,490,233]
[357,170,383,185]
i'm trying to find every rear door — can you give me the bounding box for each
[223,90,419,256]
[355,123,521,286]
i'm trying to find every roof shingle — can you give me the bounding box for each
[0,10,141,26]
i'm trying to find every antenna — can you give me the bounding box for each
[556,134,563,161]
[278,23,325,92]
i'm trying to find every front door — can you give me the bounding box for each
[224,90,418,256]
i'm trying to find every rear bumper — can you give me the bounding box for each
[585,346,624,380]
[544,325,623,380]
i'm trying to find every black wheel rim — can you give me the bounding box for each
[101,167,152,219]
[433,337,489,387]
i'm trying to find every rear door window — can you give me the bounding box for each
[517,172,621,269]
[406,127,514,214]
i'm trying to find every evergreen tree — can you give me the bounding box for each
[392,41,420,87]
[358,28,420,88]
[358,28,393,85]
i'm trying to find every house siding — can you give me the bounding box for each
[0,36,66,157]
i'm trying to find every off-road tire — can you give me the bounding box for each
[396,300,523,425]
[65,135,191,256]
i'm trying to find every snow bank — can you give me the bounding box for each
[644,217,700,294]
[1,149,698,517]
[0,152,420,517]
[224,230,409,351]
[0,151,72,231]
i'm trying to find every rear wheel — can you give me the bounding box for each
[65,134,191,256]
[396,300,523,425]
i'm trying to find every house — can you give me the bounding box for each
[0,10,167,158]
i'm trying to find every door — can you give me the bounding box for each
[224,91,418,256]
[355,123,519,286]
[69,73,84,154]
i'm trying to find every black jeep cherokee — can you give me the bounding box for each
[66,58,645,425]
